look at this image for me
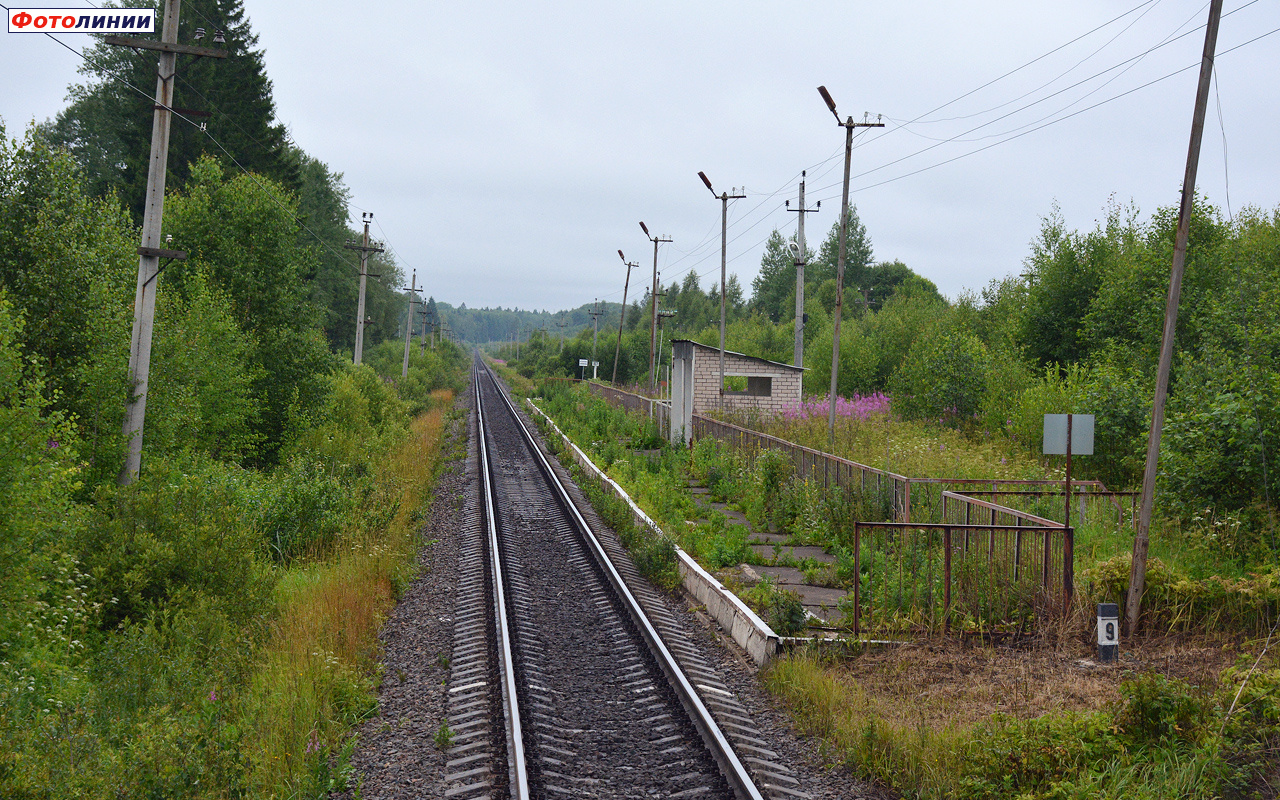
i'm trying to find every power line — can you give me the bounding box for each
[818,25,1280,203]
[25,19,373,279]
[908,0,1174,126]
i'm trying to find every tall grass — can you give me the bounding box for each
[243,393,454,796]
[764,650,1271,799]
[749,403,1042,481]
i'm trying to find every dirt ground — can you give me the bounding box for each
[830,635,1248,731]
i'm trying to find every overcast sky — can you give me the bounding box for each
[4,1,1279,313]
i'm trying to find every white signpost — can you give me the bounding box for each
[578,358,589,380]
[1043,413,1094,531]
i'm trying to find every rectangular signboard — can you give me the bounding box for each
[578,358,588,367]
[1043,414,1094,455]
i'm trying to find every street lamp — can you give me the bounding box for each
[817,85,882,448]
[697,171,745,406]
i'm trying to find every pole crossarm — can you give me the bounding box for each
[104,35,228,58]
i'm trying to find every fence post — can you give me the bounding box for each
[943,526,952,633]
[1063,526,1075,614]
[904,480,912,524]
[1014,525,1023,581]
[853,521,862,637]
[1041,528,1052,595]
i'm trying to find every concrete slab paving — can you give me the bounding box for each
[691,482,851,630]
[750,544,837,564]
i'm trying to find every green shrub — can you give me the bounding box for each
[742,579,807,636]
[890,328,989,424]
[1115,672,1213,747]
[254,459,352,563]
[77,457,276,630]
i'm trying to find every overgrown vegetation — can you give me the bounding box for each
[0,114,470,797]
[520,374,1280,796]
[495,197,1280,554]
[765,648,1280,799]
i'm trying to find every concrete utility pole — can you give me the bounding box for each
[818,86,883,448]
[556,318,567,353]
[613,250,638,385]
[418,304,429,354]
[345,213,384,365]
[401,271,420,378]
[115,0,227,485]
[698,172,746,407]
[786,171,819,368]
[589,300,603,371]
[639,222,672,393]
[1126,0,1223,636]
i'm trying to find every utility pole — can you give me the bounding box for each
[657,309,677,398]
[786,171,819,368]
[401,271,420,378]
[589,299,603,372]
[1126,0,1223,636]
[613,250,637,385]
[345,212,384,365]
[556,317,567,353]
[818,86,883,449]
[698,172,746,407]
[115,0,226,485]
[639,222,672,393]
[418,304,429,355]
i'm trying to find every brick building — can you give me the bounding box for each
[669,339,804,445]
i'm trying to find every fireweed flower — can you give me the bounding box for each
[780,393,890,421]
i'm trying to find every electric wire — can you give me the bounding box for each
[906,0,1174,126]
[813,25,1280,204]
[20,15,376,280]
[807,3,1251,199]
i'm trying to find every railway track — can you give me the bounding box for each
[441,360,788,799]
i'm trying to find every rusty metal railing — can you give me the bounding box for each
[588,391,1080,633]
[848,521,1073,636]
[690,415,914,522]
[588,383,670,438]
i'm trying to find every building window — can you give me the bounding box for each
[723,375,773,397]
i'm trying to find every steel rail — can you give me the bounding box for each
[478,363,764,800]
[473,364,530,799]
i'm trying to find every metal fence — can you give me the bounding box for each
[848,521,1073,636]
[588,382,670,437]
[588,387,1080,633]
[690,415,913,521]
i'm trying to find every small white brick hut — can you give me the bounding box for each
[669,339,805,445]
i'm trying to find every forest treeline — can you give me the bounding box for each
[498,197,1280,536]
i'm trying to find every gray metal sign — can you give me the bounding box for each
[1043,414,1094,455]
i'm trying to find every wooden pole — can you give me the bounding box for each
[1126,0,1223,636]
[119,0,181,485]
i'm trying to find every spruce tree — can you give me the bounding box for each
[43,0,297,219]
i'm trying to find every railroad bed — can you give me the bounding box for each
[441,360,807,800]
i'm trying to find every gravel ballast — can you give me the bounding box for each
[336,383,891,799]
